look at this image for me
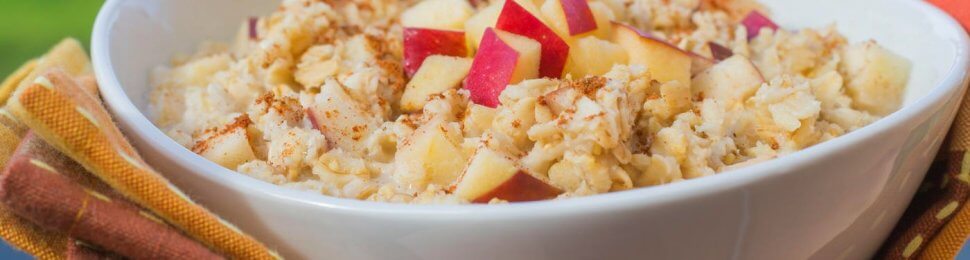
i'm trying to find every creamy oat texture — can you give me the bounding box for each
[150,0,910,203]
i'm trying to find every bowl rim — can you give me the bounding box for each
[91,0,970,218]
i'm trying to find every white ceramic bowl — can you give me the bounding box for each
[91,0,970,259]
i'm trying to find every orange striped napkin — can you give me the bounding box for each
[0,39,280,259]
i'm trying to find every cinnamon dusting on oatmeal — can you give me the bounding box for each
[566,76,607,97]
[192,115,253,154]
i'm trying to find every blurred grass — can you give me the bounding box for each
[0,1,104,76]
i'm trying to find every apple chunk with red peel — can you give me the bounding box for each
[496,0,570,78]
[558,0,597,35]
[455,146,562,203]
[465,28,541,108]
[611,22,692,85]
[401,55,473,112]
[541,0,614,40]
[403,28,468,77]
[692,55,765,106]
[741,11,779,40]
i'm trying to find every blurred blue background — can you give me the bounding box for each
[0,1,102,259]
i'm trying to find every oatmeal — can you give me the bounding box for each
[149,0,911,203]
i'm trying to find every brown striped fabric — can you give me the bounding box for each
[877,152,970,259]
[7,69,278,259]
[0,132,222,259]
[0,38,278,259]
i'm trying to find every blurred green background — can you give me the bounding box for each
[0,1,104,76]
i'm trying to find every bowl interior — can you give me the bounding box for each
[93,0,968,205]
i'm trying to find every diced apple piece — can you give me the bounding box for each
[454,147,561,203]
[541,0,614,40]
[709,42,734,61]
[741,11,779,40]
[394,122,468,190]
[402,56,473,112]
[840,41,911,116]
[497,0,571,78]
[563,36,627,77]
[462,104,498,137]
[611,22,692,85]
[465,28,542,107]
[465,0,542,51]
[464,3,504,52]
[192,119,256,169]
[560,0,597,35]
[401,0,475,31]
[307,81,381,155]
[403,28,468,77]
[692,55,766,106]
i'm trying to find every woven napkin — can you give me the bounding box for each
[0,39,279,259]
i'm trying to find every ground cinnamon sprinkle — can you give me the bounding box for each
[567,76,607,97]
[191,115,252,154]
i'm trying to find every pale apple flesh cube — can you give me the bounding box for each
[464,2,504,51]
[840,41,910,116]
[401,0,475,31]
[395,122,468,190]
[462,104,498,136]
[541,0,614,40]
[691,55,765,107]
[563,36,627,77]
[193,123,256,169]
[495,30,542,83]
[307,81,381,155]
[401,55,473,112]
[585,2,615,39]
[611,22,692,85]
[464,28,541,107]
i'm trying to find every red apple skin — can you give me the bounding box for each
[403,27,468,77]
[465,28,520,108]
[471,171,563,203]
[741,11,779,40]
[560,0,597,35]
[496,0,570,78]
[709,42,734,61]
